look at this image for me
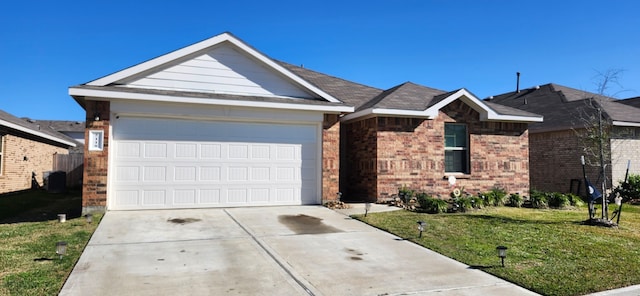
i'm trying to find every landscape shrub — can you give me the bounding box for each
[483,187,507,206]
[507,193,523,207]
[451,196,473,212]
[614,174,640,202]
[548,192,570,208]
[529,190,548,209]
[416,193,448,214]
[398,185,415,203]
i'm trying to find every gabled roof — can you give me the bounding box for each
[279,62,541,123]
[487,83,640,132]
[0,110,76,147]
[341,85,542,123]
[70,32,353,114]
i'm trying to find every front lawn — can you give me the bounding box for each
[0,190,101,295]
[355,205,640,296]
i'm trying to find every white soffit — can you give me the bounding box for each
[86,33,340,103]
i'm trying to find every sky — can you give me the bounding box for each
[1,0,639,121]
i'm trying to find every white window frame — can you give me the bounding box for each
[444,123,469,174]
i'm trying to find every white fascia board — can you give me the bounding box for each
[340,108,434,122]
[482,114,544,123]
[86,33,342,104]
[69,87,353,113]
[613,121,640,127]
[0,119,76,147]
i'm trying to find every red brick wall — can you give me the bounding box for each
[0,134,68,194]
[322,114,340,202]
[529,129,608,194]
[344,100,531,201]
[82,101,110,212]
[343,117,378,201]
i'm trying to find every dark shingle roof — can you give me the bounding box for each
[360,82,446,111]
[31,120,85,133]
[276,61,382,109]
[0,109,75,147]
[619,97,640,109]
[488,83,640,132]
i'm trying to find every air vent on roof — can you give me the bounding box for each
[516,72,521,93]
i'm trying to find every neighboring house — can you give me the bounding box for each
[619,96,640,109]
[69,32,541,212]
[488,84,640,194]
[0,110,76,194]
[33,120,86,150]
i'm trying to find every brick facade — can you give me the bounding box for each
[530,127,640,194]
[0,134,68,194]
[344,100,530,201]
[82,100,110,213]
[322,114,340,202]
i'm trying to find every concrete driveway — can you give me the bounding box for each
[60,206,539,295]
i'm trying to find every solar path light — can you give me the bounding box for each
[417,221,426,238]
[56,241,68,259]
[496,246,508,267]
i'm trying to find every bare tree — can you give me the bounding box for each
[573,69,625,220]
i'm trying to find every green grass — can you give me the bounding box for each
[0,190,101,296]
[355,205,640,296]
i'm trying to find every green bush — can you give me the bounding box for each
[567,193,585,207]
[398,185,414,203]
[507,193,523,207]
[451,196,474,212]
[530,190,548,209]
[416,193,448,214]
[470,195,484,209]
[614,174,640,202]
[483,187,507,207]
[549,192,570,208]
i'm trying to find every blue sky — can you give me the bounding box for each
[1,0,638,120]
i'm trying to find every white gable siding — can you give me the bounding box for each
[123,44,314,99]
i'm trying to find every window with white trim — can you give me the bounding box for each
[444,123,469,173]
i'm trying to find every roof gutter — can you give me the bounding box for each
[69,87,353,114]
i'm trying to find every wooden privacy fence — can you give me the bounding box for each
[52,153,84,189]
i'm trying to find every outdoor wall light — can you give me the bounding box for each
[365,203,372,217]
[56,241,68,259]
[417,221,426,238]
[496,246,508,267]
[85,213,93,223]
[336,192,342,202]
[93,111,101,121]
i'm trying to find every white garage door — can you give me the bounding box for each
[110,117,318,210]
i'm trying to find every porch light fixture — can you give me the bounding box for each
[85,213,93,223]
[365,203,372,217]
[417,221,426,238]
[93,111,101,121]
[56,241,68,259]
[496,246,508,267]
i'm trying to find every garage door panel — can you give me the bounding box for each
[111,118,318,210]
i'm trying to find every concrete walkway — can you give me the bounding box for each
[60,205,539,295]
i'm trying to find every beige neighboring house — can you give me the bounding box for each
[0,110,77,194]
[488,84,640,194]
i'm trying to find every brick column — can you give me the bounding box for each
[322,114,340,203]
[82,100,110,213]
